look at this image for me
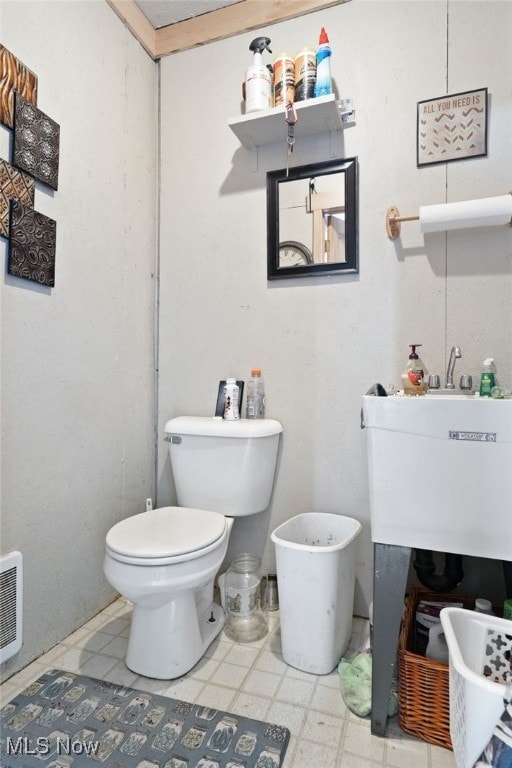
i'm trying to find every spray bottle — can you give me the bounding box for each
[314,27,332,97]
[245,37,272,114]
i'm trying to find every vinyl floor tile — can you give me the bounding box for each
[0,598,456,768]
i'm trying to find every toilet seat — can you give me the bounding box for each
[106,506,226,565]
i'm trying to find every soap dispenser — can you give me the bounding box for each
[402,344,427,396]
[479,358,496,397]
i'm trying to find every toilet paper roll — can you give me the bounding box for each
[419,195,512,233]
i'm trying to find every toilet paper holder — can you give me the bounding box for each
[385,191,512,240]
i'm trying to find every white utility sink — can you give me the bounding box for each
[362,395,512,560]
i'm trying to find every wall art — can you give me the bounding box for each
[0,43,38,128]
[0,158,35,238]
[417,87,488,166]
[13,92,60,190]
[8,199,57,286]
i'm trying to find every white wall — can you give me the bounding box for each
[1,1,157,676]
[1,0,510,679]
[157,0,512,614]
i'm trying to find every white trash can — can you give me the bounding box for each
[271,512,362,674]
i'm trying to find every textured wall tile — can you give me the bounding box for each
[8,199,57,286]
[0,44,38,128]
[0,158,35,238]
[14,92,60,191]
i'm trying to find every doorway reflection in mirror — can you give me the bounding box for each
[267,157,358,280]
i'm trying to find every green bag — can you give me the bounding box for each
[338,652,399,718]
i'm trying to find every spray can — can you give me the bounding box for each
[294,47,316,101]
[273,53,295,106]
[314,27,332,97]
[223,378,240,420]
[245,37,273,113]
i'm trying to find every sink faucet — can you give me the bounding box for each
[446,345,462,389]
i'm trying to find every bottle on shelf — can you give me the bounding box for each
[314,27,332,97]
[245,37,273,114]
[273,52,295,106]
[246,369,265,419]
[294,47,316,101]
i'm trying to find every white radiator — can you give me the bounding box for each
[0,551,23,663]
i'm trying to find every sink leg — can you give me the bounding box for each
[371,543,411,736]
[503,560,512,596]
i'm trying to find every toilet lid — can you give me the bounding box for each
[106,506,226,560]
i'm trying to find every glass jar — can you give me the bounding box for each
[194,757,220,768]
[224,554,268,642]
[207,715,238,752]
[180,724,207,751]
[163,758,189,768]
[151,719,184,751]
[255,746,282,768]
[235,730,257,756]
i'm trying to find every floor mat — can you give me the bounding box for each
[1,668,290,767]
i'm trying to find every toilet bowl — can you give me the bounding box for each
[104,507,233,679]
[104,416,282,679]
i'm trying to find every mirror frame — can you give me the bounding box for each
[267,156,358,280]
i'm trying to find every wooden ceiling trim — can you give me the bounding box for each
[107,0,158,58]
[107,0,349,59]
[155,0,348,57]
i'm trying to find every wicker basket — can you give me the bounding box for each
[398,588,476,749]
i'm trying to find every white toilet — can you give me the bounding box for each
[104,416,282,680]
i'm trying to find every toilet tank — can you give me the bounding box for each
[164,417,282,516]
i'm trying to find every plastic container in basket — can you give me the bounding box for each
[440,607,511,768]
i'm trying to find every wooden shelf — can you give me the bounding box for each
[228,93,354,149]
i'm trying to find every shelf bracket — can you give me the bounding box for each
[330,97,355,155]
[339,97,355,127]
[329,125,341,157]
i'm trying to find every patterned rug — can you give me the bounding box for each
[1,669,290,767]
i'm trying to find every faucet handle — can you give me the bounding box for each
[428,374,441,389]
[459,374,473,390]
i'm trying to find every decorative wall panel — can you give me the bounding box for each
[8,200,57,286]
[0,158,35,238]
[0,44,38,128]
[14,92,60,191]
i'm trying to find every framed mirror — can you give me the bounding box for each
[267,157,358,280]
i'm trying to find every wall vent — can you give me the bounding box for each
[0,551,23,663]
